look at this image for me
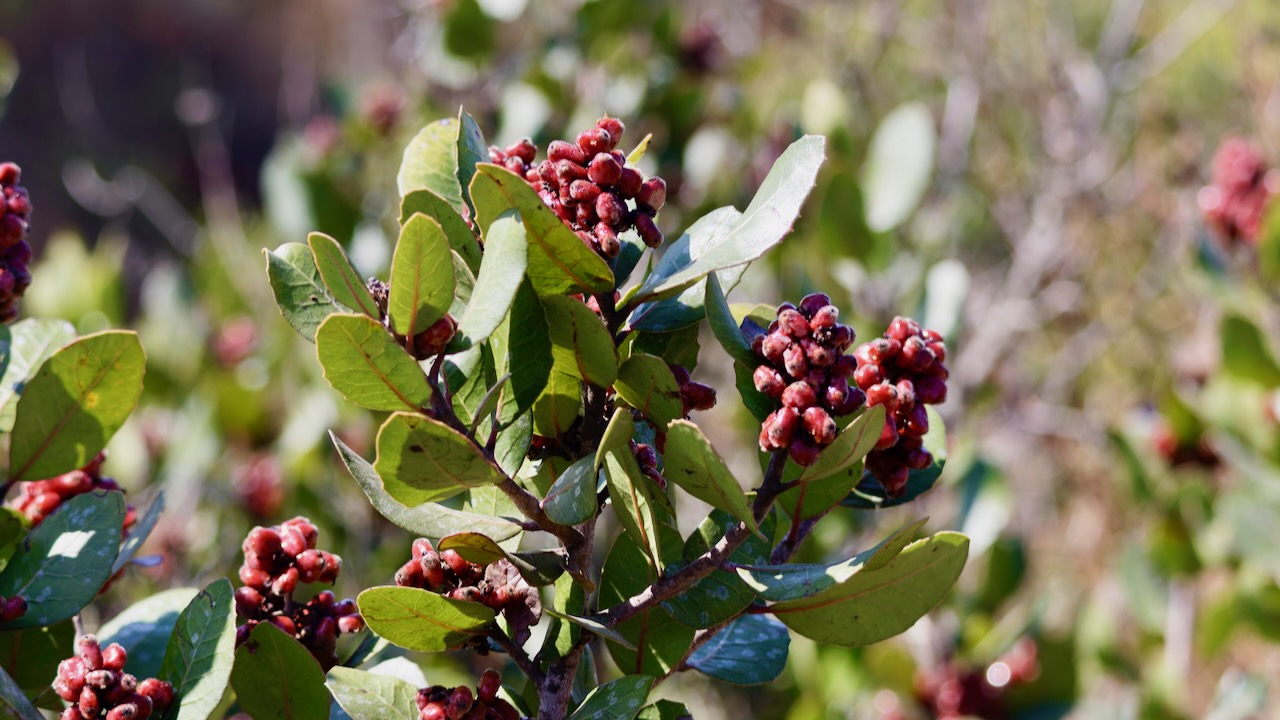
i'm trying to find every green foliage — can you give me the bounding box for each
[356,586,495,652]
[231,623,329,720]
[158,579,238,720]
[325,666,419,720]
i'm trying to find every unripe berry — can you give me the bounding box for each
[420,553,446,588]
[682,381,717,412]
[887,316,919,342]
[618,167,644,197]
[445,686,474,720]
[547,140,585,165]
[905,404,929,436]
[638,177,667,211]
[783,344,808,379]
[296,550,327,583]
[106,703,138,720]
[765,407,800,449]
[587,154,622,185]
[569,179,601,203]
[85,669,117,689]
[797,293,832,317]
[634,443,658,469]
[595,192,626,225]
[761,331,791,364]
[137,679,175,711]
[280,526,308,557]
[634,212,663,248]
[805,339,836,367]
[60,708,79,720]
[421,704,447,720]
[441,549,471,575]
[1,595,26,621]
[271,567,300,596]
[782,381,817,409]
[803,407,838,445]
[270,615,298,636]
[414,314,458,359]
[478,669,502,703]
[788,437,821,466]
[866,382,899,411]
[239,565,271,589]
[337,615,365,634]
[77,636,103,671]
[102,644,127,672]
[753,366,786,398]
[777,308,809,338]
[875,418,900,451]
[809,305,839,330]
[507,138,537,164]
[80,685,101,716]
[245,527,283,559]
[594,223,621,258]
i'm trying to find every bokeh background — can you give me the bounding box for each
[4,0,1280,717]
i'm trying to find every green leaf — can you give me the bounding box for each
[434,532,560,585]
[0,621,73,705]
[331,432,521,543]
[0,509,28,575]
[265,243,344,341]
[770,532,969,646]
[704,273,756,368]
[325,666,419,720]
[397,118,466,215]
[308,233,378,318]
[0,665,41,720]
[603,447,669,573]
[1221,313,1280,386]
[615,354,682,427]
[627,208,746,332]
[543,295,619,388]
[798,404,886,483]
[0,319,76,431]
[629,137,825,304]
[357,586,495,652]
[735,518,928,602]
[373,412,505,505]
[661,510,775,629]
[100,588,199,681]
[861,102,935,233]
[541,453,600,526]
[567,675,654,720]
[389,214,455,338]
[629,326,700,371]
[470,164,614,296]
[158,578,238,720]
[543,610,636,650]
[315,314,430,412]
[401,189,483,275]
[637,701,692,720]
[113,489,163,574]
[598,531,691,677]
[532,368,582,439]
[596,408,634,472]
[687,614,789,685]
[491,278,552,424]
[451,212,528,352]
[843,407,947,509]
[455,108,487,220]
[231,623,329,720]
[10,331,145,482]
[0,491,123,628]
[663,420,759,537]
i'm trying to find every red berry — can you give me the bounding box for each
[803,407,838,445]
[634,212,663,248]
[760,331,791,364]
[137,679,175,712]
[271,567,300,596]
[782,381,817,409]
[595,192,626,225]
[441,549,471,575]
[788,437,821,466]
[420,553,446,588]
[866,382,899,411]
[547,140,585,164]
[809,305,839,330]
[638,177,667,211]
[587,154,622,185]
[412,538,434,560]
[102,643,127,672]
[618,167,644,197]
[77,636,103,671]
[478,669,502,703]
[777,309,809,338]
[337,615,365,634]
[798,293,832,317]
[597,116,625,144]
[875,418,900,451]
[783,344,808,379]
[753,366,786,398]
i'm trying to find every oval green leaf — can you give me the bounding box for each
[389,214,455,338]
[316,314,431,412]
[401,189,482,274]
[687,614,789,685]
[663,420,759,537]
[492,277,552,424]
[627,207,746,332]
[397,118,466,215]
[453,211,528,350]
[0,318,76,432]
[308,232,379,319]
[455,109,487,219]
[597,531,691,677]
[357,586,495,652]
[231,622,329,720]
[543,295,618,387]
[158,578,238,720]
[100,587,199,681]
[0,621,73,706]
[326,666,419,720]
[541,453,600,526]
[10,330,145,482]
[615,354,682,427]
[661,509,775,629]
[265,243,344,341]
[861,102,935,233]
[798,403,886,483]
[0,665,41,720]
[373,412,505,505]
[566,675,654,720]
[603,446,671,574]
[0,491,124,628]
[770,532,969,647]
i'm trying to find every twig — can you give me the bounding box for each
[489,626,544,685]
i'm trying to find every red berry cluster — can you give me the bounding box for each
[416,669,519,720]
[365,277,458,359]
[906,640,1039,720]
[631,440,664,487]
[753,293,862,466]
[395,538,542,645]
[11,452,137,529]
[0,162,32,324]
[234,517,363,671]
[668,364,716,416]
[489,116,667,258]
[853,317,949,496]
[1198,137,1277,246]
[53,635,175,720]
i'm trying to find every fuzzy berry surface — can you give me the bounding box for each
[1198,137,1277,246]
[853,316,949,496]
[753,293,862,466]
[0,162,31,323]
[234,516,363,671]
[11,452,137,530]
[394,538,541,646]
[53,634,175,720]
[488,115,668,258]
[416,669,520,720]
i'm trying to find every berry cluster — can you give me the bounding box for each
[853,317,949,496]
[901,640,1039,720]
[234,517,363,671]
[416,669,519,720]
[0,162,32,324]
[53,635,175,720]
[366,277,458,359]
[669,364,717,416]
[11,452,137,529]
[395,538,541,645]
[488,116,667,258]
[753,293,862,466]
[1198,137,1276,246]
[631,440,664,487]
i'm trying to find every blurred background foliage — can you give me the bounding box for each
[3,0,1280,717]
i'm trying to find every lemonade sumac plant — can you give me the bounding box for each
[261,110,970,719]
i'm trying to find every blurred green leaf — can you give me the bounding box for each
[770,532,968,646]
[10,330,144,482]
[615,354,682,427]
[326,666,419,720]
[688,614,789,685]
[331,432,521,542]
[316,314,430,412]
[231,622,329,720]
[158,578,238,720]
[100,588,199,681]
[0,491,124,629]
[663,420,759,536]
[389,214,455,338]
[373,412,505,505]
[0,664,41,720]
[470,165,614,296]
[357,586,494,652]
[1203,669,1267,720]
[113,489,164,574]
[265,243,344,342]
[1220,313,1280,387]
[566,675,653,720]
[861,102,936,233]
